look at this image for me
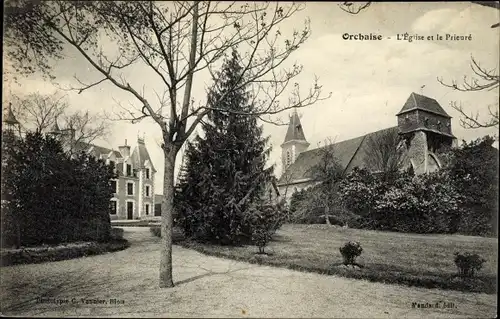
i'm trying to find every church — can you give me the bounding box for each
[277,92,457,200]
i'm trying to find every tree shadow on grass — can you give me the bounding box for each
[175,265,254,286]
[271,234,291,243]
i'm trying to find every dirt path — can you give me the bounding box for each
[0,227,496,318]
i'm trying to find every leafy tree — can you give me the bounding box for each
[443,136,499,235]
[176,50,273,245]
[1,129,21,247]
[373,170,463,233]
[339,167,381,218]
[1,131,116,247]
[340,168,464,234]
[4,1,329,287]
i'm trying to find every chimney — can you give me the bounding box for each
[118,139,131,157]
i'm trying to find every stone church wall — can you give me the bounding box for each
[406,131,428,175]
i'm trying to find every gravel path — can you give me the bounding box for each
[0,227,496,318]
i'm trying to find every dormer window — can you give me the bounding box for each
[146,168,150,179]
[126,164,132,176]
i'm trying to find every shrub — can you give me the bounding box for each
[454,252,486,277]
[339,241,363,265]
[111,227,124,240]
[444,136,499,236]
[245,204,286,254]
[1,132,116,248]
[150,225,161,238]
[0,239,129,267]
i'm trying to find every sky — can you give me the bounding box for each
[3,2,499,192]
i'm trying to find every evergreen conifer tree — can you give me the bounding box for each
[176,49,273,245]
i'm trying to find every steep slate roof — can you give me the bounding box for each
[282,110,308,144]
[73,141,122,159]
[131,138,157,172]
[396,92,451,118]
[278,126,408,185]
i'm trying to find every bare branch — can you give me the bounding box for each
[449,101,499,129]
[438,56,499,92]
[338,2,372,14]
[438,56,499,129]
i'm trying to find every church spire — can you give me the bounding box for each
[282,108,307,145]
[280,108,310,170]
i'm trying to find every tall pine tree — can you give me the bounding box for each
[176,49,273,245]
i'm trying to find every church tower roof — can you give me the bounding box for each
[282,109,308,145]
[396,92,451,118]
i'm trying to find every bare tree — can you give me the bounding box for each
[10,92,69,133]
[364,129,406,176]
[60,110,111,153]
[307,139,345,226]
[438,3,499,129]
[4,1,330,288]
[6,92,111,147]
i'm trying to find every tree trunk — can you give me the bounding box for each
[16,220,21,249]
[159,149,176,288]
[325,205,332,226]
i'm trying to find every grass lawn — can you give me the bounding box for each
[174,224,498,294]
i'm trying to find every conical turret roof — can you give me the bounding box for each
[3,103,20,125]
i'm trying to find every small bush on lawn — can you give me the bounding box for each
[150,225,161,238]
[245,203,287,254]
[339,241,363,265]
[454,252,486,277]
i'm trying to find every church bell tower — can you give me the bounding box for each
[396,92,456,174]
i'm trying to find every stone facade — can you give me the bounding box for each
[51,126,158,220]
